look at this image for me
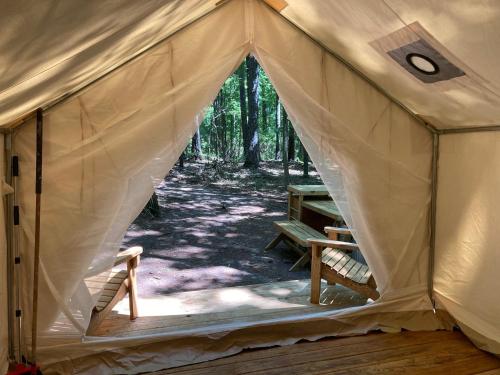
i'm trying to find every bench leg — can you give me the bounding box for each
[289,252,311,271]
[265,233,286,250]
[310,244,322,304]
[283,239,307,257]
[127,256,139,320]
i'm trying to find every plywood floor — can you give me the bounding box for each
[93,279,367,337]
[149,330,500,375]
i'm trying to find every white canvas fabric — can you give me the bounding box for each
[280,0,500,128]
[9,1,444,371]
[0,135,9,375]
[0,0,218,127]
[12,0,249,339]
[252,1,432,296]
[436,132,500,354]
[1,0,499,373]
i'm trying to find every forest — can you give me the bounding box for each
[145,55,312,215]
[180,55,310,179]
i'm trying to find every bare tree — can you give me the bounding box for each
[191,129,202,160]
[243,56,260,168]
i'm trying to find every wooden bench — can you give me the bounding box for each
[266,220,327,271]
[86,246,143,334]
[309,227,379,303]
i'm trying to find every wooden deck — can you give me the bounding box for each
[150,330,500,374]
[92,279,367,337]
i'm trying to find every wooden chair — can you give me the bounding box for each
[86,246,143,334]
[309,227,379,303]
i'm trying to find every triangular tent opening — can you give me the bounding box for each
[1,0,499,373]
[82,57,374,339]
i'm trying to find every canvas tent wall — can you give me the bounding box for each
[1,0,499,373]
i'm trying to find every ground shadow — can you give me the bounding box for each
[121,160,322,297]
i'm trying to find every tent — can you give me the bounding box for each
[1,0,499,373]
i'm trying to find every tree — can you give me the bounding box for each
[213,90,228,160]
[237,62,248,158]
[192,58,319,171]
[178,150,185,169]
[143,192,160,218]
[243,55,260,168]
[274,95,280,160]
[281,103,289,187]
[302,143,309,178]
[191,129,202,160]
[288,121,295,161]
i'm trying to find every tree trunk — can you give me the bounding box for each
[274,95,281,160]
[281,103,289,187]
[211,116,218,159]
[142,191,161,218]
[243,55,260,168]
[191,129,202,160]
[237,62,248,161]
[302,143,309,178]
[178,151,184,169]
[262,97,268,129]
[288,120,295,161]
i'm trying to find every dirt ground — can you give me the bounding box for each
[121,160,322,297]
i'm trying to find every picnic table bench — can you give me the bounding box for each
[267,221,327,270]
[267,185,343,271]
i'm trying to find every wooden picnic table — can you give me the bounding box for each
[301,200,342,222]
[287,184,331,221]
[287,184,330,196]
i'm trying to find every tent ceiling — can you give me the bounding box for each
[279,0,500,129]
[1,0,500,130]
[0,0,220,127]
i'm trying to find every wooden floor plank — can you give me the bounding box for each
[154,332,439,374]
[150,331,500,375]
[93,280,367,337]
[476,369,500,375]
[156,331,455,375]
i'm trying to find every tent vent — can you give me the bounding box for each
[387,39,465,84]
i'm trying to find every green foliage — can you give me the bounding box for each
[183,58,307,164]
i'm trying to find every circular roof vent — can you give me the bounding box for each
[406,53,439,75]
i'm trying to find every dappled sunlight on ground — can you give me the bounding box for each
[121,161,322,297]
[113,280,311,317]
[92,279,368,337]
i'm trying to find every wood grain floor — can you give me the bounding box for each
[92,279,367,337]
[149,330,500,375]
